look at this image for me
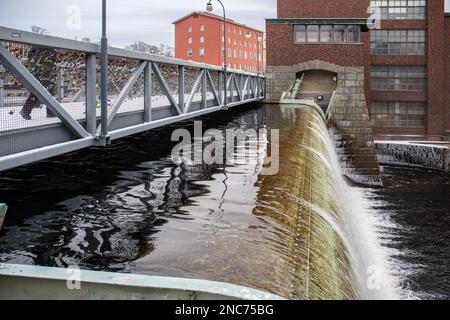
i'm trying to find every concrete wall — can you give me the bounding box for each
[376,142,450,173]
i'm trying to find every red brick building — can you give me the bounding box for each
[173,12,265,73]
[266,0,450,140]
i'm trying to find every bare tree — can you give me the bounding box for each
[30,25,48,35]
[126,41,174,57]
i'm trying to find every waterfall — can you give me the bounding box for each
[255,104,400,299]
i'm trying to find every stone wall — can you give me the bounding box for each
[266,60,381,185]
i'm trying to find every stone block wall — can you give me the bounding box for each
[266,60,382,185]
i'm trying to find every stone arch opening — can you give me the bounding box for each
[296,70,338,111]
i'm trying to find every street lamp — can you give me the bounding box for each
[100,0,108,141]
[257,35,263,99]
[206,0,227,108]
[245,32,261,98]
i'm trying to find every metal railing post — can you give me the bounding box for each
[239,74,243,101]
[100,0,109,142]
[0,79,4,108]
[218,71,223,105]
[202,69,207,109]
[178,65,184,113]
[144,62,152,122]
[85,53,97,135]
[56,68,64,102]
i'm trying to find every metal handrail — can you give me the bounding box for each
[0,26,265,172]
[326,90,336,122]
[0,26,264,78]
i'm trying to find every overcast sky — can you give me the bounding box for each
[0,0,449,48]
[0,0,276,47]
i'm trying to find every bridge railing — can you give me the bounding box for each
[0,26,265,171]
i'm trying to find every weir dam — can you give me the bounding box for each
[0,26,398,300]
[0,102,397,300]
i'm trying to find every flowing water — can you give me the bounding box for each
[0,104,447,299]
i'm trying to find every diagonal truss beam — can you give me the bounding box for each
[185,69,205,114]
[233,74,242,101]
[251,77,255,98]
[242,75,250,99]
[104,61,148,128]
[205,70,220,106]
[0,44,90,138]
[152,63,182,115]
[228,73,236,102]
[226,74,232,101]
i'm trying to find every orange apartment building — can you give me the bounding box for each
[173,12,266,73]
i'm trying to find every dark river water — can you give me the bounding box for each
[363,167,450,300]
[0,104,449,300]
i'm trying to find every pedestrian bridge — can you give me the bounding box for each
[0,26,265,172]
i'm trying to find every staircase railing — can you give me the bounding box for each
[326,90,336,122]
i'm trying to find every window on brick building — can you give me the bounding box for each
[370,30,425,55]
[306,25,319,42]
[188,37,192,44]
[370,0,426,20]
[294,25,306,42]
[371,65,427,91]
[320,25,332,43]
[333,25,346,42]
[187,48,193,57]
[200,24,205,32]
[188,26,192,33]
[370,102,426,127]
[199,48,205,57]
[294,24,360,43]
[347,25,360,42]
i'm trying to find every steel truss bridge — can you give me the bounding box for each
[0,26,265,172]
